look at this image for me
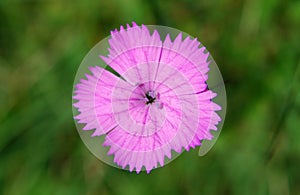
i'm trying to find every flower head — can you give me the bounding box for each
[73,22,222,173]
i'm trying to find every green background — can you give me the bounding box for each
[1,0,300,194]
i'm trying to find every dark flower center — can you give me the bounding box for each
[145,91,156,105]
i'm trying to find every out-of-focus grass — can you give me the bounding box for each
[0,0,299,195]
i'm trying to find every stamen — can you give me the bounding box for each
[145,90,156,104]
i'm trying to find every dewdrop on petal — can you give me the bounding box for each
[72,22,226,173]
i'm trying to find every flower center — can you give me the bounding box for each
[145,90,156,105]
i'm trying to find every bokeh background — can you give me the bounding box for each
[1,0,300,194]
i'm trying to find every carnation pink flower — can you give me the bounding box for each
[73,22,225,173]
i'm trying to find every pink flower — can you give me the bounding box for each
[73,22,222,173]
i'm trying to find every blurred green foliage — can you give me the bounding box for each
[0,0,300,194]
